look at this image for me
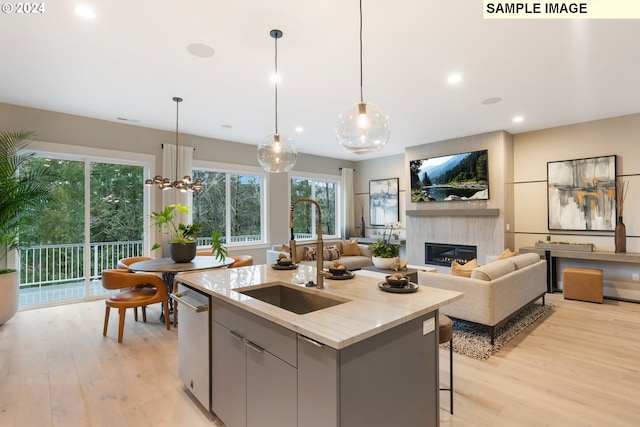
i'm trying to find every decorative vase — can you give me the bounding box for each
[169,242,197,263]
[615,216,626,253]
[372,256,399,270]
[0,271,20,325]
[360,216,365,238]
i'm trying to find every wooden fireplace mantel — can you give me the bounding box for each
[406,209,499,217]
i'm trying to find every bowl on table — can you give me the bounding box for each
[385,275,409,288]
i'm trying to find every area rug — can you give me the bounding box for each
[441,302,554,360]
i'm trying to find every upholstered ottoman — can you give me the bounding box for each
[562,267,603,303]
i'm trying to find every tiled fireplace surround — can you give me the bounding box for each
[403,130,513,270]
[406,214,506,271]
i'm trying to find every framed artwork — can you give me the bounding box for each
[369,178,399,226]
[547,155,616,231]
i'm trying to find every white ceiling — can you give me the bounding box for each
[1,1,639,161]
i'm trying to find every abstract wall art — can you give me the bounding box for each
[369,178,399,226]
[547,155,616,231]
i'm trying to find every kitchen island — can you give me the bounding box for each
[176,264,463,427]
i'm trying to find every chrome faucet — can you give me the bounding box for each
[289,198,330,289]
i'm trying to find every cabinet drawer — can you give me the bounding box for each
[212,297,297,367]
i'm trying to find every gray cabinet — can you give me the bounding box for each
[211,297,297,427]
[211,297,439,427]
[298,312,440,427]
[246,340,297,427]
[297,335,339,427]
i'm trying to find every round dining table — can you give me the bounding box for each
[128,256,235,321]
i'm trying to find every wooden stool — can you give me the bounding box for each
[439,313,454,414]
[563,267,603,303]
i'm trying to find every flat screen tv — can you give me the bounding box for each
[410,149,489,202]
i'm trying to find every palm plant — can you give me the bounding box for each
[0,130,54,272]
[1,130,54,325]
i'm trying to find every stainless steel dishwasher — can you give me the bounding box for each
[172,283,211,410]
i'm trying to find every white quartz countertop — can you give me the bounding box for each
[176,264,463,349]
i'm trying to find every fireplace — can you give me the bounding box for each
[425,243,477,266]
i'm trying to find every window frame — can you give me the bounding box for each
[290,171,341,241]
[192,160,268,249]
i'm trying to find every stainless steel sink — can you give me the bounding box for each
[235,282,348,314]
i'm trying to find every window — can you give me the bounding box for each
[291,175,340,239]
[192,168,266,245]
[18,148,149,308]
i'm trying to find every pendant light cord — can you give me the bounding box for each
[274,33,279,135]
[175,99,179,181]
[359,0,364,103]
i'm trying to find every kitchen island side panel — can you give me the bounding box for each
[339,311,439,427]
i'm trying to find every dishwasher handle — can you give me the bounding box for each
[171,292,209,313]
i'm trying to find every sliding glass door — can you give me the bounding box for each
[18,154,146,307]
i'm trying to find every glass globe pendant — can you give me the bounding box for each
[258,29,297,173]
[336,0,390,154]
[257,132,297,173]
[336,101,390,154]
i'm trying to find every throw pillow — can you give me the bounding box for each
[323,245,340,261]
[450,258,478,278]
[303,246,317,261]
[341,239,361,256]
[498,248,519,259]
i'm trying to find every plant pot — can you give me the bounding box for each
[169,242,197,263]
[372,256,399,270]
[0,271,19,325]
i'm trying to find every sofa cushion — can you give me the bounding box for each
[512,252,541,269]
[450,259,478,278]
[323,245,340,261]
[471,257,516,281]
[341,239,361,256]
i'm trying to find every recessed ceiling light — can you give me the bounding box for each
[221,124,232,129]
[513,115,524,123]
[481,97,502,105]
[75,4,96,19]
[447,73,462,84]
[295,126,304,133]
[187,43,215,58]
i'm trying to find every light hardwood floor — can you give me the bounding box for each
[0,293,638,426]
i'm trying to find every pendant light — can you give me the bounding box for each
[145,97,203,191]
[257,29,297,173]
[336,0,390,154]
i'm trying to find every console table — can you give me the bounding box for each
[520,247,640,294]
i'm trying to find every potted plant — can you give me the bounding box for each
[150,204,202,262]
[0,131,54,325]
[369,222,402,269]
[210,231,229,262]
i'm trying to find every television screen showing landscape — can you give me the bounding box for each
[410,150,489,202]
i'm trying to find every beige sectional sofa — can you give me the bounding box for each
[418,252,547,344]
[266,239,373,270]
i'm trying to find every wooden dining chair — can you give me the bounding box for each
[230,255,253,268]
[116,256,152,270]
[101,269,170,343]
